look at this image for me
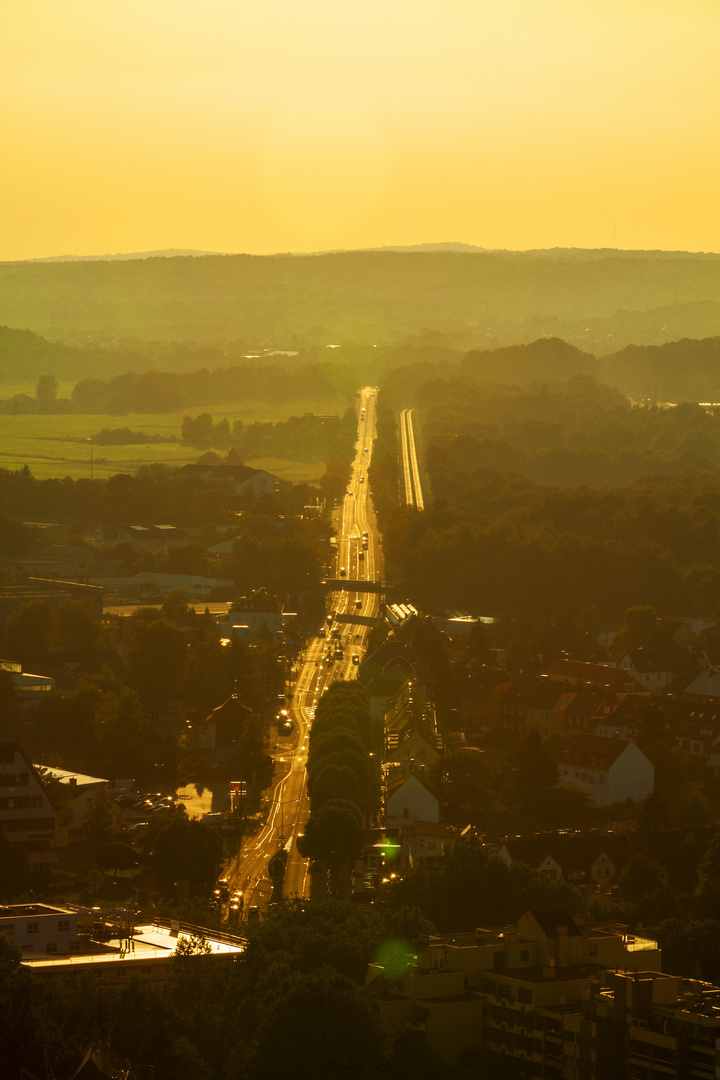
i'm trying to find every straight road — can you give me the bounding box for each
[399,407,424,510]
[228,386,381,906]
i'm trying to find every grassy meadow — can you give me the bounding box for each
[0,395,346,481]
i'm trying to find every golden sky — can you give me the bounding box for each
[2,0,718,259]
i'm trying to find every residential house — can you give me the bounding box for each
[200,464,276,498]
[564,686,621,735]
[217,587,283,641]
[194,694,254,767]
[385,763,440,829]
[38,766,123,844]
[499,675,576,737]
[679,668,720,701]
[400,821,456,868]
[593,693,648,740]
[605,696,720,762]
[0,742,58,875]
[496,832,635,885]
[618,648,690,694]
[558,734,654,807]
[359,639,435,724]
[383,679,443,766]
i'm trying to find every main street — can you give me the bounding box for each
[227,386,381,906]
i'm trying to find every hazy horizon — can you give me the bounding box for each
[11,241,720,265]
[3,0,719,262]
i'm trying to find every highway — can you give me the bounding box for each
[226,386,381,907]
[399,407,424,510]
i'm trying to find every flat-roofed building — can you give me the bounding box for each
[0,660,55,707]
[2,905,244,986]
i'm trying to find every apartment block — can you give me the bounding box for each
[0,741,58,873]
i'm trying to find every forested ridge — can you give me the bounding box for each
[1,248,720,356]
[372,368,720,621]
[8,330,720,411]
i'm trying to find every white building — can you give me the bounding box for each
[385,764,440,829]
[217,588,284,642]
[558,734,654,807]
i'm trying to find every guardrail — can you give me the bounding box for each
[151,917,246,948]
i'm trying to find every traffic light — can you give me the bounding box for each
[355,634,360,642]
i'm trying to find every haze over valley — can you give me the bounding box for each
[4,1,720,1077]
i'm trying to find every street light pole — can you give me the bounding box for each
[86,436,93,480]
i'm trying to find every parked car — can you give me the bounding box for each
[115,792,140,807]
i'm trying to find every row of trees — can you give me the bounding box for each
[298,683,379,887]
[0,359,358,415]
[181,409,353,463]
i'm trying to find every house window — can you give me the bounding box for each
[141,966,151,976]
[0,925,15,935]
[520,950,530,962]
[117,968,126,976]
[26,922,39,934]
[403,808,409,818]
[45,943,57,954]
[589,944,598,956]
[58,920,69,932]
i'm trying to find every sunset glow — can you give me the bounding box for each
[2,0,718,259]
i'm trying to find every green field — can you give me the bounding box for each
[0,397,346,481]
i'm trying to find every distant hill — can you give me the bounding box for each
[1,248,720,354]
[363,242,491,253]
[25,248,222,263]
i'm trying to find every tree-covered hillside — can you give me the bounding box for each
[1,249,720,355]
